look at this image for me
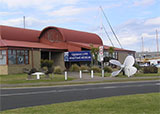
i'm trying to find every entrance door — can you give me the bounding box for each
[41,51,49,60]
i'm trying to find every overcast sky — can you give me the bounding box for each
[0,0,160,52]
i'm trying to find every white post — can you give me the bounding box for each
[65,71,67,81]
[80,70,82,79]
[102,70,104,78]
[37,74,40,80]
[91,70,94,78]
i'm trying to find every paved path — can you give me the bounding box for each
[1,80,160,111]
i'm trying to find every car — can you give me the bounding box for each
[155,64,160,68]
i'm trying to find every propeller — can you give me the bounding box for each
[109,55,137,77]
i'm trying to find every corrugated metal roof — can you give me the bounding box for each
[0,25,135,52]
[1,39,67,50]
[0,25,40,42]
[39,26,103,45]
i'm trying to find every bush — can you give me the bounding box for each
[70,64,80,72]
[103,66,112,73]
[134,63,141,70]
[80,65,90,71]
[42,66,48,72]
[54,66,62,74]
[91,66,101,73]
[41,59,54,68]
[143,66,158,73]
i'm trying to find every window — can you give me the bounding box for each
[104,51,118,59]
[8,50,16,64]
[0,50,7,65]
[8,49,29,65]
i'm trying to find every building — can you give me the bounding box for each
[0,25,135,75]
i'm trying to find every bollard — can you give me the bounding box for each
[102,70,104,78]
[91,70,94,78]
[65,71,67,81]
[80,70,82,79]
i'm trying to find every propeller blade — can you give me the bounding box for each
[123,55,135,67]
[111,69,122,77]
[124,66,137,77]
[109,60,122,66]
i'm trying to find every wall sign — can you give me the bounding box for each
[64,51,92,62]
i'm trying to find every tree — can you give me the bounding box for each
[108,47,114,58]
[90,44,99,66]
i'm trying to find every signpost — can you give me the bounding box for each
[98,46,104,62]
[98,46,104,77]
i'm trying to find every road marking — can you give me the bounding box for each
[1,83,159,97]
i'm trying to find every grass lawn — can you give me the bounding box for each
[0,74,74,84]
[1,93,160,114]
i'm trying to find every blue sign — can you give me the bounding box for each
[64,51,92,62]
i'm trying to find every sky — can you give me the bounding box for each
[0,0,160,52]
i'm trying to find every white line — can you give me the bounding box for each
[1,83,159,97]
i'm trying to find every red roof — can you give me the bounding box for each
[67,42,135,52]
[40,26,103,45]
[0,25,40,42]
[0,39,66,50]
[0,25,135,52]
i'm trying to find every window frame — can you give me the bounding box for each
[0,49,7,65]
[8,49,29,65]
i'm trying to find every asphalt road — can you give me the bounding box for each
[0,80,160,111]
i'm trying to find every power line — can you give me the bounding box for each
[102,24,114,47]
[100,6,123,49]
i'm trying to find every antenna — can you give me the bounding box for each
[156,29,159,56]
[102,24,114,47]
[100,6,123,49]
[23,16,25,29]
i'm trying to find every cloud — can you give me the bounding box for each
[144,17,160,25]
[47,6,85,16]
[133,0,155,7]
[112,16,160,51]
[0,11,22,16]
[0,0,79,10]
[141,33,155,39]
[0,17,78,29]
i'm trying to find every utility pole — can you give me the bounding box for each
[141,37,144,53]
[23,16,25,29]
[156,29,159,56]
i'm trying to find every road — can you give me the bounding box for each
[0,80,160,111]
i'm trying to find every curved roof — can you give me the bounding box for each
[39,26,103,45]
[0,25,40,42]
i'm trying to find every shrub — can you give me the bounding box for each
[103,66,112,73]
[42,66,48,72]
[134,63,141,70]
[54,66,62,74]
[70,64,80,72]
[143,66,158,73]
[80,65,90,71]
[41,59,54,68]
[91,66,101,73]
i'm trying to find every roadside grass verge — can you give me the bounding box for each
[94,70,160,77]
[1,93,160,114]
[0,74,74,84]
